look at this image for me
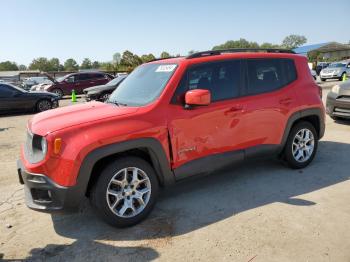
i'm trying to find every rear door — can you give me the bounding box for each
[239,58,298,153]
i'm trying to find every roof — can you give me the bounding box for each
[293,43,330,55]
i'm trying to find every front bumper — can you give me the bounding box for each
[326,92,350,119]
[17,159,83,213]
[320,72,341,79]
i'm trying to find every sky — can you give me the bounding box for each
[1,0,349,65]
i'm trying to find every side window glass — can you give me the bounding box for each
[66,76,75,83]
[0,84,15,98]
[78,74,89,81]
[247,59,285,95]
[171,60,241,104]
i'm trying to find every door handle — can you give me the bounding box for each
[225,105,244,115]
[279,98,293,105]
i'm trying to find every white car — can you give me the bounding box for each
[23,76,51,89]
[320,61,350,81]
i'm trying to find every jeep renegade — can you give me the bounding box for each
[17,49,325,227]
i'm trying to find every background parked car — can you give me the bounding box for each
[83,74,127,101]
[320,61,350,81]
[22,76,51,90]
[315,62,329,75]
[0,83,59,113]
[31,72,114,98]
[326,80,350,120]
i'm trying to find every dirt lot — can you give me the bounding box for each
[1,82,350,261]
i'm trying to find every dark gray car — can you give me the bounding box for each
[326,80,350,120]
[83,75,127,102]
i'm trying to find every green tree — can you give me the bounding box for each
[0,61,19,71]
[29,57,52,71]
[260,42,280,49]
[64,58,79,71]
[92,61,100,69]
[140,54,156,63]
[160,51,171,58]
[282,34,307,49]
[18,64,27,71]
[80,58,92,69]
[212,38,259,50]
[120,50,142,68]
[49,58,62,71]
[99,62,114,71]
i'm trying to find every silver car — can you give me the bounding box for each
[326,80,350,120]
[320,61,350,81]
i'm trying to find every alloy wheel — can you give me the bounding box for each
[292,128,315,163]
[106,167,151,218]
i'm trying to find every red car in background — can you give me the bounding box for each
[31,72,114,97]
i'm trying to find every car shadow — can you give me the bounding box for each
[50,140,349,244]
[334,119,350,126]
[0,242,159,261]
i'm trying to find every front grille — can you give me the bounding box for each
[334,107,350,117]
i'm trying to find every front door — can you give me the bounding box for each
[167,59,245,177]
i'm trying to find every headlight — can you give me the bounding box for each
[332,85,340,94]
[41,137,47,155]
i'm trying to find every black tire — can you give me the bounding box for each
[36,99,52,112]
[283,121,318,169]
[320,78,326,82]
[90,156,159,227]
[51,88,63,98]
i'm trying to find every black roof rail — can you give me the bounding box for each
[186,48,295,59]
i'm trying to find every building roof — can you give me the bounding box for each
[293,43,330,55]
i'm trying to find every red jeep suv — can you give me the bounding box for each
[17,49,325,227]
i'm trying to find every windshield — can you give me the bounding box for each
[108,63,177,106]
[56,76,66,82]
[328,63,346,68]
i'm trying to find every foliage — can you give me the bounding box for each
[112,53,121,65]
[0,61,19,71]
[80,58,92,69]
[160,51,171,58]
[212,38,259,50]
[28,57,63,71]
[64,58,79,71]
[281,34,307,49]
[120,50,142,68]
[140,54,156,63]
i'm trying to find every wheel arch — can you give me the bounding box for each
[280,108,325,153]
[74,138,175,198]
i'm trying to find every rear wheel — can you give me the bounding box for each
[284,121,318,169]
[36,100,52,112]
[51,88,63,98]
[91,157,159,227]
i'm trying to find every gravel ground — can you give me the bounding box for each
[0,84,350,261]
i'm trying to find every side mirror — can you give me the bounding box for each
[185,89,211,107]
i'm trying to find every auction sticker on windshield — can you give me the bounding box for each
[155,64,177,72]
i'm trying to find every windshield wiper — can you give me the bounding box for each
[106,100,128,106]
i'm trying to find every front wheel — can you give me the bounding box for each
[90,157,159,227]
[284,121,318,169]
[36,99,52,112]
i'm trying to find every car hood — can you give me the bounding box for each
[27,91,57,97]
[29,101,139,136]
[84,84,114,93]
[337,81,350,96]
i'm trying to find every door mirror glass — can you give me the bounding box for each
[185,89,211,106]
